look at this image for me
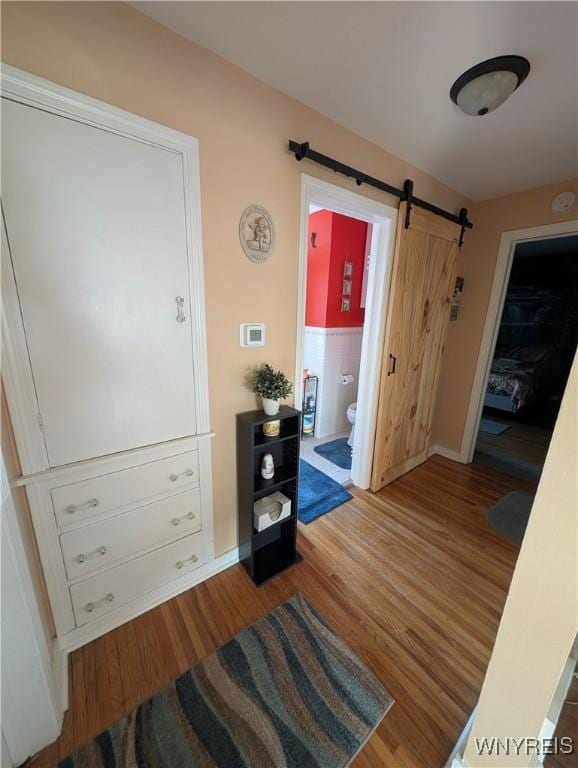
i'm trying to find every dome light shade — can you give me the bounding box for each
[450,56,530,116]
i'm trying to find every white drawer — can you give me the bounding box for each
[70,532,204,626]
[60,489,201,582]
[52,451,199,528]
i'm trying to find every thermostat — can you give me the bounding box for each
[240,323,266,347]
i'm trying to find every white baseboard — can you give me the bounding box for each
[539,654,577,757]
[428,444,468,463]
[445,658,576,768]
[59,547,240,653]
[444,709,475,768]
[33,545,239,754]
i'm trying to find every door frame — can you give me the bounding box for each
[1,452,65,764]
[460,218,578,463]
[295,174,397,489]
[0,64,211,476]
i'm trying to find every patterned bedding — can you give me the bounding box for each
[487,345,560,412]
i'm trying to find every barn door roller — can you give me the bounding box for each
[289,140,472,246]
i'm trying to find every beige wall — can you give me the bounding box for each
[434,177,578,453]
[464,351,578,767]
[1,1,471,555]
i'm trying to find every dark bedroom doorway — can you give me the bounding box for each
[473,234,578,487]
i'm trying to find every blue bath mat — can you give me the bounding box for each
[298,459,352,524]
[314,437,352,469]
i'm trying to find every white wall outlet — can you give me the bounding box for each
[240,323,265,347]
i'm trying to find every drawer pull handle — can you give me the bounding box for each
[169,469,194,482]
[85,592,114,613]
[76,545,107,564]
[176,296,186,323]
[175,554,198,570]
[65,498,99,515]
[171,511,196,526]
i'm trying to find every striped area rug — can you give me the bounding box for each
[60,593,393,767]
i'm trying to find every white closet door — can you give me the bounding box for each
[2,99,197,467]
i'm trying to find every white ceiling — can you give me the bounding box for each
[134,1,578,201]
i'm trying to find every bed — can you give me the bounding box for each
[484,282,569,413]
[484,345,563,413]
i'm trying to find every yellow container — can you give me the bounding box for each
[263,419,281,438]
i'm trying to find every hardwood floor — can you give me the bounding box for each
[476,414,552,466]
[474,396,563,475]
[32,456,532,767]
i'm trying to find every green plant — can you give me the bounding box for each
[250,364,293,401]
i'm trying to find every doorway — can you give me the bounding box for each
[294,175,397,494]
[300,208,369,487]
[472,233,578,484]
[463,220,578,468]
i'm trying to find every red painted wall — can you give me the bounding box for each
[306,210,368,328]
[327,213,368,327]
[305,210,332,327]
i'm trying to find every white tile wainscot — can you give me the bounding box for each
[303,326,363,438]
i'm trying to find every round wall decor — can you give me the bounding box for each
[239,204,275,263]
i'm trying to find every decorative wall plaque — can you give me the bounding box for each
[239,204,275,263]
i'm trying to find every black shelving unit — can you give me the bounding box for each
[237,406,302,586]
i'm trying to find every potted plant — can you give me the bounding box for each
[251,364,293,416]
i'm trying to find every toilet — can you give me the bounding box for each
[346,402,357,447]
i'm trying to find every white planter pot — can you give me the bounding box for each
[262,397,280,416]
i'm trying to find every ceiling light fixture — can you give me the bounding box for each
[450,55,530,116]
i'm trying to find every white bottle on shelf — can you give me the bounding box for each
[261,453,275,480]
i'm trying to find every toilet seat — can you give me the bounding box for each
[347,402,357,448]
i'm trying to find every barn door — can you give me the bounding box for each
[371,202,460,491]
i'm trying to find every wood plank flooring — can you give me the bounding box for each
[476,415,551,466]
[32,456,533,767]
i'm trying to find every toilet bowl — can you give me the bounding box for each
[346,402,357,448]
